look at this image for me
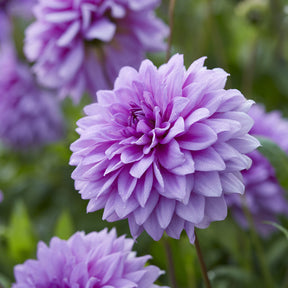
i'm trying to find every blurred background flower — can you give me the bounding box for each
[0,47,63,149]
[24,0,168,103]
[0,0,36,43]
[226,104,288,236]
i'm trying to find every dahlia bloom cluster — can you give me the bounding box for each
[226,104,288,236]
[70,54,259,243]
[0,48,63,149]
[24,0,168,103]
[13,229,167,288]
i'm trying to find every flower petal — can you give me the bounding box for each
[85,19,116,42]
[178,123,217,151]
[176,194,205,224]
[156,197,176,229]
[193,147,226,171]
[194,171,222,197]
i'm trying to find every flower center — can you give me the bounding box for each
[128,102,145,127]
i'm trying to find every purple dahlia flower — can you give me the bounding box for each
[70,54,259,243]
[24,0,168,103]
[13,229,167,288]
[0,48,63,149]
[226,104,288,236]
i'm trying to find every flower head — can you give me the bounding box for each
[24,0,168,103]
[226,104,288,236]
[13,229,167,288]
[70,54,259,243]
[0,48,63,149]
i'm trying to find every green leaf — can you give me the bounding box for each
[264,221,288,240]
[209,266,257,286]
[0,273,11,288]
[6,201,36,261]
[257,137,288,190]
[54,210,74,240]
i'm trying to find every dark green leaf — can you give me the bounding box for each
[264,221,288,240]
[257,137,288,190]
[6,201,36,261]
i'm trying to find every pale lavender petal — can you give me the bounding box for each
[176,194,205,224]
[157,139,185,170]
[156,197,176,229]
[194,172,222,197]
[178,123,217,151]
[85,19,116,41]
[143,212,164,241]
[193,147,226,171]
[166,215,185,239]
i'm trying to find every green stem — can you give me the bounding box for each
[241,195,274,288]
[206,0,229,72]
[162,237,178,288]
[166,0,176,61]
[241,36,258,98]
[194,231,212,288]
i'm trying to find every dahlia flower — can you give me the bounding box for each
[0,48,63,149]
[13,229,167,288]
[24,0,168,103]
[226,104,288,236]
[70,54,259,243]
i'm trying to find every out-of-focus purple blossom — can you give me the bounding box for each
[12,229,167,288]
[0,190,3,202]
[0,48,63,149]
[0,0,36,43]
[0,0,36,20]
[24,0,168,103]
[70,54,259,243]
[226,104,288,236]
[0,10,11,44]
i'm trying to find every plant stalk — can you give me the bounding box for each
[166,0,176,61]
[194,231,212,288]
[162,237,178,288]
[241,195,274,288]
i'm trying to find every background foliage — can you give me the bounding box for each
[1,0,288,287]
